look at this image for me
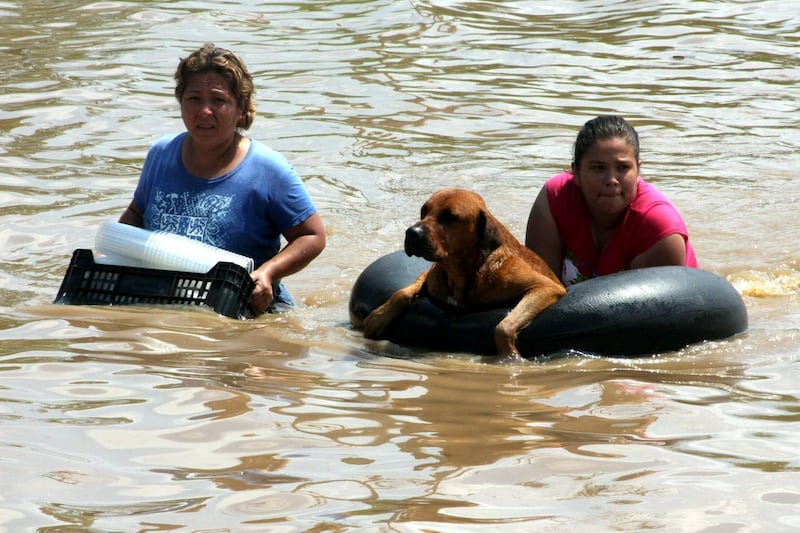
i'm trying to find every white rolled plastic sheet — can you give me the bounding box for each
[94,221,254,273]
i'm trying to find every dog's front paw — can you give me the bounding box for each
[362,307,391,339]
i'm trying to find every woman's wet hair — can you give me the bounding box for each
[174,43,256,130]
[573,115,640,165]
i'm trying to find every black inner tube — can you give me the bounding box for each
[350,251,748,358]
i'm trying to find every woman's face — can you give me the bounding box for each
[180,72,242,146]
[572,137,641,226]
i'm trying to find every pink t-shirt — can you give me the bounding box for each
[546,171,698,285]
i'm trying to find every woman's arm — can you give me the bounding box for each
[525,186,563,278]
[630,233,686,269]
[119,200,144,227]
[249,212,327,313]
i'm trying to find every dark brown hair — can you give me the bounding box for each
[573,115,640,166]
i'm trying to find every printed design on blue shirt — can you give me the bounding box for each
[149,189,238,249]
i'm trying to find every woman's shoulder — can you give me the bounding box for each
[545,171,580,202]
[246,139,290,163]
[630,178,687,226]
[146,132,185,156]
[633,178,678,209]
[241,139,299,178]
[546,170,574,187]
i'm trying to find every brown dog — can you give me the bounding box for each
[362,188,566,358]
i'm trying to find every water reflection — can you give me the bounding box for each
[2,302,798,529]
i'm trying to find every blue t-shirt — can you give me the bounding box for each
[133,132,317,269]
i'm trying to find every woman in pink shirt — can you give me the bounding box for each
[525,115,698,286]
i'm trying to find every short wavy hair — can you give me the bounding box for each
[174,43,256,131]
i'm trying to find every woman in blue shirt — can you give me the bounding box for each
[119,43,326,313]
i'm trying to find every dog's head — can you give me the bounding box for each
[404,188,504,262]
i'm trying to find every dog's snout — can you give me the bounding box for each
[404,224,431,257]
[405,225,424,242]
[404,225,423,253]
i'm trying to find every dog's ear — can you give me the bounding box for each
[477,210,504,253]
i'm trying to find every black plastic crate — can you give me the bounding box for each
[54,249,255,319]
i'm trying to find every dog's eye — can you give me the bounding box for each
[438,209,459,224]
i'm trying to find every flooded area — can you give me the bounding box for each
[1,1,799,530]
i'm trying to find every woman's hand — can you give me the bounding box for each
[249,270,275,314]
